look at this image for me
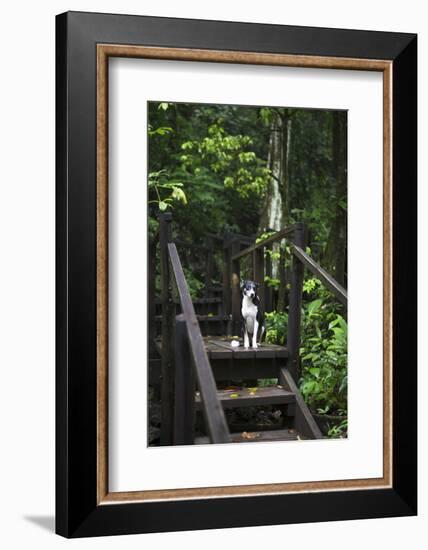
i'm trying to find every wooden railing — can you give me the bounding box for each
[291,244,347,306]
[231,225,297,262]
[227,222,347,381]
[159,213,231,445]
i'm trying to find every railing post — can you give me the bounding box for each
[174,314,195,445]
[159,212,175,445]
[148,237,158,357]
[277,245,287,312]
[287,223,307,382]
[204,236,214,298]
[265,243,273,313]
[231,240,241,335]
[222,233,232,318]
[253,247,265,313]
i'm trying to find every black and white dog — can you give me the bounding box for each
[240,280,265,349]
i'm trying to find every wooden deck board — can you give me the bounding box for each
[205,337,288,360]
[195,385,295,409]
[204,340,230,360]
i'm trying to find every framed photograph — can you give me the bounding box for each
[56,11,417,538]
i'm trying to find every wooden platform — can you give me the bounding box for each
[203,336,288,360]
[155,336,289,381]
[155,336,288,361]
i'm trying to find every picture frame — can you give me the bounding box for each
[56,11,417,538]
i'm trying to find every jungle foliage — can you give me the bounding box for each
[148,100,348,421]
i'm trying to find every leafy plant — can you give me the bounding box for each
[264,275,280,290]
[265,311,288,346]
[303,277,322,295]
[327,418,348,439]
[299,299,347,414]
[182,266,204,299]
[180,121,271,199]
[148,169,187,212]
[256,230,276,244]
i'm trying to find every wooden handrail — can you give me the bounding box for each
[231,224,296,261]
[291,244,348,307]
[168,243,231,444]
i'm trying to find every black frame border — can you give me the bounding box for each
[56,11,417,538]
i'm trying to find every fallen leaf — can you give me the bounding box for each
[229,393,239,398]
[242,431,260,440]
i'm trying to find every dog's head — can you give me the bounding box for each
[240,279,259,299]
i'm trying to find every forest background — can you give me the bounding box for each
[148,101,348,436]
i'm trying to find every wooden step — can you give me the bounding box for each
[156,297,222,305]
[205,286,223,294]
[155,314,229,322]
[195,386,295,409]
[195,428,303,444]
[196,315,230,322]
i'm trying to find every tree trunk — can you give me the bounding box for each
[259,110,292,232]
[281,110,292,227]
[259,113,283,233]
[259,110,292,287]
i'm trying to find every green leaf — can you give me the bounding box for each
[158,201,168,211]
[149,126,173,136]
[171,187,187,205]
[307,299,323,315]
[328,318,340,330]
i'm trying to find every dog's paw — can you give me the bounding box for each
[252,343,258,349]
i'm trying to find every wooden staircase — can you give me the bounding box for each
[195,357,321,443]
[194,383,309,444]
[154,332,322,444]
[152,212,347,446]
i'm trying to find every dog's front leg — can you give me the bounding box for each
[244,326,250,349]
[252,320,259,349]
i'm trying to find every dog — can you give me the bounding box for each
[240,280,265,349]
